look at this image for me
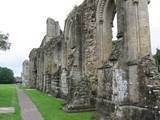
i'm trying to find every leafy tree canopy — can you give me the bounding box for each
[153,48,160,72]
[154,49,160,65]
[0,32,11,50]
[0,67,15,84]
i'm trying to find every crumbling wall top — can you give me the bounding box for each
[46,17,61,37]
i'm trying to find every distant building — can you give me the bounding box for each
[21,60,29,85]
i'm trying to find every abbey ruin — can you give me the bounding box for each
[26,0,160,119]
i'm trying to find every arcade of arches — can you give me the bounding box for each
[25,0,160,119]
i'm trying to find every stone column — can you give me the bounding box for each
[61,35,68,97]
[39,51,44,91]
[121,0,151,105]
[60,68,68,97]
[43,52,47,92]
[29,49,38,89]
[122,0,151,61]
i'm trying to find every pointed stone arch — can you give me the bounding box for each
[96,0,116,67]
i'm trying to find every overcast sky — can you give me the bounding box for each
[0,0,159,76]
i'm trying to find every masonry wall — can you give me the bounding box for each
[21,60,29,85]
[28,0,160,119]
[29,18,63,97]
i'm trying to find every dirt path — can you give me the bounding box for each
[17,88,43,120]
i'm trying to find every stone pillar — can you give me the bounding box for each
[42,51,47,92]
[39,51,44,91]
[60,68,68,97]
[122,0,151,61]
[29,48,38,89]
[128,63,140,103]
[120,0,151,104]
[61,26,68,97]
[45,73,51,93]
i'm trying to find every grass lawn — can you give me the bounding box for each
[25,89,92,120]
[0,84,21,120]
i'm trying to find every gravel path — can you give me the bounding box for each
[17,88,43,120]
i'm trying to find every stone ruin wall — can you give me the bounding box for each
[28,0,160,119]
[29,18,64,97]
[21,60,30,85]
[62,0,99,111]
[29,0,99,111]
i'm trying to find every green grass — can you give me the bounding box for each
[25,89,92,120]
[0,84,21,120]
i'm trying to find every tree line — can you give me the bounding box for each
[0,32,14,84]
[0,67,15,84]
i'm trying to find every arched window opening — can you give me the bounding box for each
[112,14,117,41]
[112,13,118,50]
[96,0,117,65]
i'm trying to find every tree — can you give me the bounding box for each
[153,48,160,72]
[0,32,11,50]
[0,67,15,84]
